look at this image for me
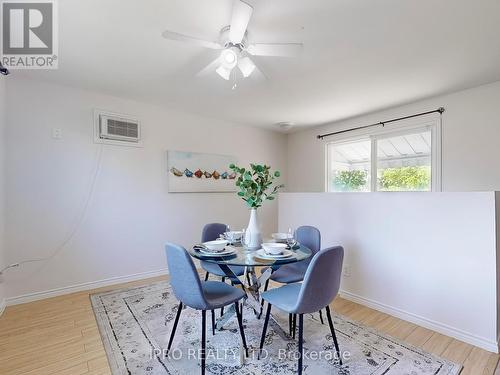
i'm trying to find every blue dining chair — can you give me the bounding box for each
[200,223,246,282]
[200,223,248,317]
[165,243,248,375]
[261,226,325,325]
[259,246,344,374]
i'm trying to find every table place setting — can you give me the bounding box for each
[254,243,294,260]
[222,229,244,245]
[192,229,302,262]
[193,240,237,257]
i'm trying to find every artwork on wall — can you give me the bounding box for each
[167,150,238,192]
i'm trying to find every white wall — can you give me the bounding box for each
[5,79,287,301]
[279,192,499,352]
[0,77,6,313]
[287,80,500,192]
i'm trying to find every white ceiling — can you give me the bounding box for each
[14,0,500,130]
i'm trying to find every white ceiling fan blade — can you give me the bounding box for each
[247,43,303,57]
[229,0,253,44]
[196,57,222,77]
[162,30,222,50]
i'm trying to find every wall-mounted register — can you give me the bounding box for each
[94,110,142,146]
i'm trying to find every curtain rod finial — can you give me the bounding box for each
[438,107,445,113]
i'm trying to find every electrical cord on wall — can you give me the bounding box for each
[0,143,104,276]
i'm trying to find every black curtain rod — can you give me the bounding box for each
[316,107,445,140]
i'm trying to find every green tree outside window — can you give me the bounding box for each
[332,166,431,192]
[378,166,431,191]
[333,170,368,192]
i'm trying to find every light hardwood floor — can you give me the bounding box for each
[0,276,498,375]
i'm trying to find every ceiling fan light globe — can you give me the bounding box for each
[224,51,236,64]
[216,65,232,80]
[220,48,238,69]
[238,56,256,78]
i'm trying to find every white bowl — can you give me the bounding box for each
[272,233,293,241]
[262,242,288,255]
[224,231,243,240]
[203,240,229,252]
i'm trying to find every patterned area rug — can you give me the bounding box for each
[90,281,461,375]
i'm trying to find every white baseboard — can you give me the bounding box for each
[6,268,168,306]
[339,290,499,353]
[0,298,5,317]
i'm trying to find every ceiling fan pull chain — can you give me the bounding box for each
[231,69,238,90]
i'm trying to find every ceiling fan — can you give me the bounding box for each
[161,0,303,82]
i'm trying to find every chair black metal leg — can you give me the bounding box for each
[201,310,206,375]
[234,302,248,357]
[292,314,297,339]
[220,277,226,317]
[246,271,251,286]
[258,279,270,319]
[298,314,304,375]
[167,302,183,354]
[211,310,215,335]
[258,303,272,359]
[319,309,325,324]
[326,306,342,366]
[289,313,293,336]
[204,272,209,281]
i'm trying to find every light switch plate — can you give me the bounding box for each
[52,128,62,139]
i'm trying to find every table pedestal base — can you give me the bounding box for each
[214,264,294,364]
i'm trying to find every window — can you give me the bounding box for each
[328,138,371,192]
[326,117,441,192]
[376,130,432,191]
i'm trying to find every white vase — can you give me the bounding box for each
[244,208,262,250]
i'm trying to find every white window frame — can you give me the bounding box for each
[325,114,442,192]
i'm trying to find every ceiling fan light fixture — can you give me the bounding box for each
[220,48,238,69]
[216,65,232,80]
[238,56,255,78]
[161,0,304,86]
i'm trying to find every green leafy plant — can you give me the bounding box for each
[378,166,431,191]
[229,163,284,209]
[333,170,368,192]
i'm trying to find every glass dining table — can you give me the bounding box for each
[187,242,313,342]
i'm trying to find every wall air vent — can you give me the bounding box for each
[94,110,142,146]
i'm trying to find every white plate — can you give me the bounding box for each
[255,249,294,260]
[199,247,235,257]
